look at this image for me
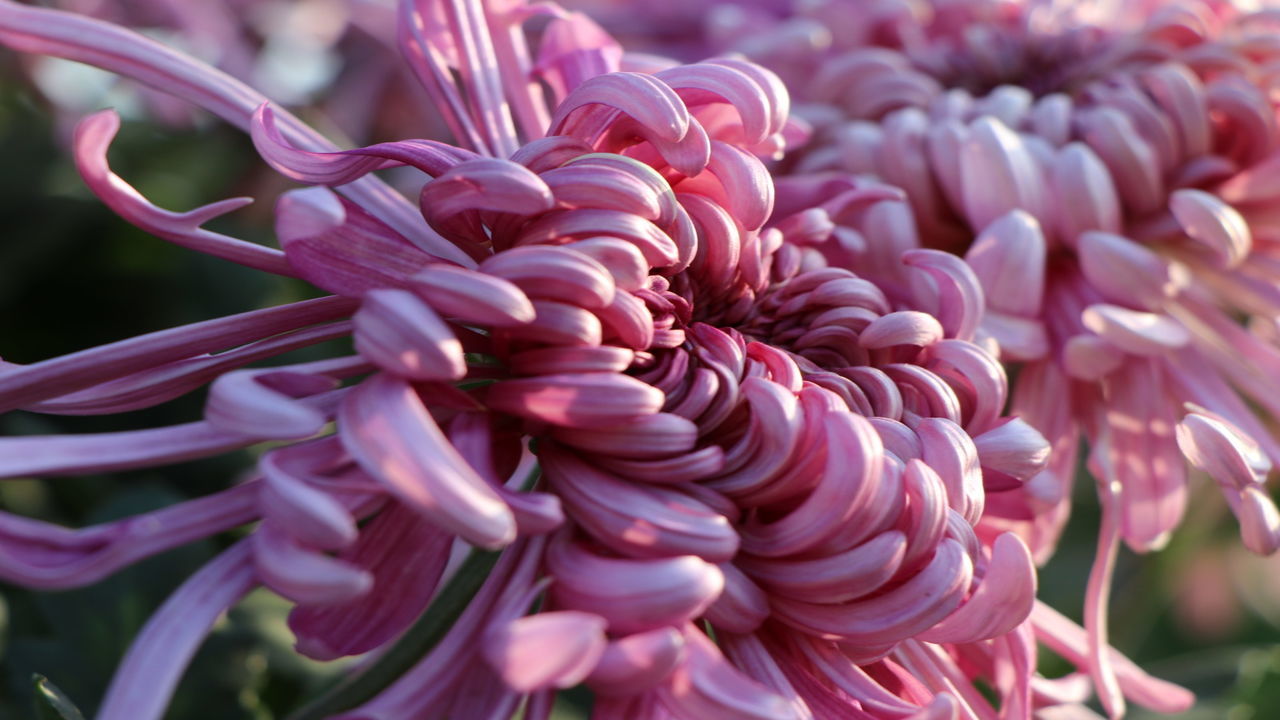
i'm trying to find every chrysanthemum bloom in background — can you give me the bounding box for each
[663,0,1280,714]
[0,1,1179,719]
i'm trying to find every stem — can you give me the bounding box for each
[284,547,503,720]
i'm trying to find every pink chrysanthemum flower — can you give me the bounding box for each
[679,0,1280,715]
[0,0,1125,718]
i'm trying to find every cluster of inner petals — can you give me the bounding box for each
[238,23,1059,713]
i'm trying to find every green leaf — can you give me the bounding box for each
[32,675,86,720]
[283,547,503,720]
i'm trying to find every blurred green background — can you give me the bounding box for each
[1,64,1279,720]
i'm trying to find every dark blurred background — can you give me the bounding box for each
[1,43,1280,720]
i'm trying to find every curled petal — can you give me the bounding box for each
[421,158,555,224]
[354,289,466,381]
[260,443,359,551]
[964,210,1045,318]
[959,117,1045,231]
[587,627,685,695]
[275,188,432,296]
[253,522,372,605]
[904,249,984,342]
[486,372,664,428]
[339,374,516,548]
[411,265,535,327]
[1050,143,1122,244]
[550,72,690,143]
[770,539,973,645]
[75,110,290,276]
[973,418,1051,486]
[1176,411,1270,490]
[251,104,472,184]
[918,533,1037,643]
[480,245,617,309]
[543,445,738,561]
[205,368,335,439]
[739,530,907,604]
[552,412,698,459]
[658,626,802,720]
[546,537,724,634]
[860,311,944,349]
[1169,189,1251,268]
[289,502,451,660]
[1077,231,1183,310]
[483,611,608,692]
[1081,305,1190,355]
[917,418,984,524]
[703,563,770,633]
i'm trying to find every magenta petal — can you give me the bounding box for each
[658,625,802,720]
[1081,304,1190,355]
[973,418,1051,484]
[485,372,664,428]
[1077,231,1183,310]
[587,627,685,695]
[339,374,516,548]
[411,264,536,327]
[260,444,358,551]
[963,210,1046,318]
[543,445,739,561]
[275,188,435,296]
[75,110,291,276]
[1176,410,1270,491]
[480,245,617,309]
[251,103,473,184]
[483,610,608,692]
[204,368,335,439]
[97,543,256,720]
[253,521,372,605]
[354,289,466,381]
[290,501,451,660]
[546,536,724,634]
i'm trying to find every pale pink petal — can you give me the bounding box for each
[1169,188,1252,268]
[963,210,1046,318]
[918,533,1037,643]
[1081,304,1190,355]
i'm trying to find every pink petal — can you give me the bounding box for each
[1169,188,1252,268]
[75,110,290,276]
[587,627,685,695]
[918,533,1037,643]
[290,502,452,660]
[483,610,608,692]
[1081,304,1190,355]
[1077,231,1184,310]
[485,372,664,428]
[964,210,1046,318]
[411,264,535,327]
[339,374,516,548]
[546,536,724,634]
